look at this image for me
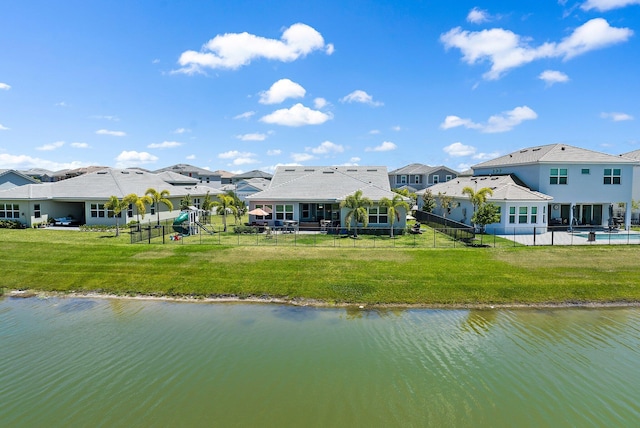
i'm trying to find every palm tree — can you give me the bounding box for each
[104,195,129,236]
[462,186,494,229]
[379,194,410,238]
[145,188,174,225]
[212,193,238,232]
[461,186,494,213]
[340,190,372,238]
[123,193,152,225]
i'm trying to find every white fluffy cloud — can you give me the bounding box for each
[307,141,344,155]
[174,23,333,74]
[218,150,259,165]
[236,133,267,141]
[267,149,281,156]
[314,98,328,109]
[259,79,306,104]
[340,90,383,106]
[173,127,191,134]
[441,18,632,79]
[539,70,570,85]
[0,153,89,170]
[70,142,89,149]
[0,124,9,131]
[233,111,255,120]
[92,115,119,121]
[115,151,158,167]
[441,106,537,133]
[443,142,476,157]
[581,0,640,11]
[601,112,634,121]
[36,141,65,151]
[0,83,11,90]
[365,141,397,152]
[467,7,490,24]
[147,141,183,149]
[96,129,126,137]
[291,153,315,162]
[260,103,332,126]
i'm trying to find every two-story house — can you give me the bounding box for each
[472,144,638,229]
[388,163,458,192]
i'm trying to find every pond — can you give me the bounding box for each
[1,297,639,427]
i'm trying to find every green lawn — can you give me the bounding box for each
[1,228,639,306]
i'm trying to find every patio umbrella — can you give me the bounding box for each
[248,208,270,216]
[406,214,416,220]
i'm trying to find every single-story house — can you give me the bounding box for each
[426,175,553,234]
[0,168,222,227]
[246,166,411,233]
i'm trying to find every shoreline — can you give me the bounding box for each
[4,289,640,310]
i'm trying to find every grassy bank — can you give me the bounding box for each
[1,229,639,306]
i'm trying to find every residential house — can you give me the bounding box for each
[154,164,222,187]
[51,166,109,182]
[472,144,638,229]
[20,168,56,183]
[231,169,273,184]
[211,170,235,185]
[220,178,271,203]
[246,166,410,232]
[0,168,221,227]
[388,163,458,191]
[620,149,640,223]
[0,169,39,190]
[428,175,553,234]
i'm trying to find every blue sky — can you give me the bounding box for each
[1,0,639,174]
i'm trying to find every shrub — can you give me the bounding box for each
[233,225,257,234]
[0,220,24,229]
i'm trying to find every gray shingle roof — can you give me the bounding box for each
[0,168,221,200]
[389,163,458,175]
[473,144,636,169]
[425,175,552,201]
[620,149,640,160]
[247,166,399,201]
[154,163,220,176]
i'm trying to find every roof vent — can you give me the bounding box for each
[121,171,129,174]
[97,171,107,175]
[561,146,565,150]
[284,169,295,172]
[367,169,377,172]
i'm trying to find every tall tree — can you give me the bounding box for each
[379,194,410,238]
[104,195,128,236]
[225,190,246,225]
[437,192,458,219]
[123,193,152,225]
[421,189,436,213]
[340,190,372,238]
[212,193,238,232]
[145,188,174,225]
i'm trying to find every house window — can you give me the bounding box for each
[413,175,422,184]
[0,203,19,219]
[275,204,293,220]
[193,198,201,209]
[255,204,273,220]
[581,168,590,175]
[432,175,439,184]
[495,206,502,222]
[519,207,528,224]
[368,206,388,224]
[90,203,108,218]
[550,168,568,185]
[531,207,537,223]
[127,204,133,218]
[398,175,407,184]
[603,168,621,185]
[508,207,516,224]
[150,203,156,215]
[34,203,41,219]
[445,175,452,182]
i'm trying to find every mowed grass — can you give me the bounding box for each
[1,228,639,306]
